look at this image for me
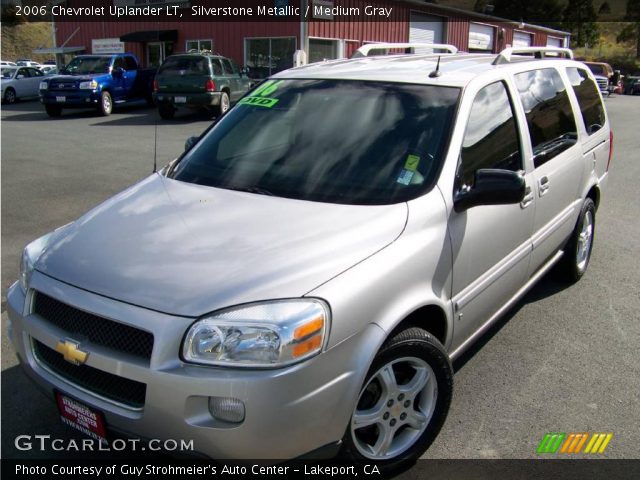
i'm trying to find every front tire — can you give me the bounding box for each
[4,87,16,104]
[558,197,596,283]
[340,327,453,468]
[98,91,113,116]
[45,105,62,117]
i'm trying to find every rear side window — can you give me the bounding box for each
[158,56,209,76]
[566,67,606,135]
[221,59,234,75]
[514,68,577,168]
[211,59,223,76]
[458,81,522,187]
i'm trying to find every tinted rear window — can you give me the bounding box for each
[158,57,209,75]
[169,80,460,205]
[566,67,606,135]
[514,68,577,168]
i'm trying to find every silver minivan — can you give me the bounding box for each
[7,45,611,466]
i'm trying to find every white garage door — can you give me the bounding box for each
[513,31,532,47]
[469,23,495,51]
[410,13,445,53]
[547,36,564,47]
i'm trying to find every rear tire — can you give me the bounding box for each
[340,327,453,470]
[158,105,175,119]
[45,105,62,117]
[216,91,230,117]
[558,198,596,283]
[4,87,16,104]
[98,91,112,116]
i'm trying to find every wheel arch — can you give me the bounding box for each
[386,304,450,348]
[586,184,600,211]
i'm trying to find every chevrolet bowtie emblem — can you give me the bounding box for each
[55,339,88,365]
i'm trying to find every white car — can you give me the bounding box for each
[1,66,45,103]
[16,60,42,68]
[1,60,17,66]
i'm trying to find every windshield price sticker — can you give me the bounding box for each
[239,80,284,108]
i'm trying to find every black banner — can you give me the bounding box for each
[2,459,640,480]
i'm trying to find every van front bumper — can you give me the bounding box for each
[6,272,383,459]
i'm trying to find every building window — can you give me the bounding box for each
[309,38,341,63]
[186,39,213,52]
[245,37,296,79]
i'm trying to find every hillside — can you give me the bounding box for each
[1,22,54,63]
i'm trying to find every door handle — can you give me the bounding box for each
[538,176,550,196]
[520,186,534,208]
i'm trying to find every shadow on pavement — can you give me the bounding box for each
[452,271,571,373]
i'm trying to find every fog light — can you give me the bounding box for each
[208,397,245,423]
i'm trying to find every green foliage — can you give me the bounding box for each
[616,0,640,58]
[563,0,600,47]
[491,0,564,27]
[1,4,27,26]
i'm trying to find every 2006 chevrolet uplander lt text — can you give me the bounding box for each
[7,44,612,466]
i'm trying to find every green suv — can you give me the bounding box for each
[153,52,252,119]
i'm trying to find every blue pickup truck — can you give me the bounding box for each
[39,54,156,117]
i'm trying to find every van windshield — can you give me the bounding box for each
[169,79,460,205]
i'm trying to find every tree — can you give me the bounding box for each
[616,0,640,58]
[563,0,600,49]
[1,3,27,26]
[491,0,564,29]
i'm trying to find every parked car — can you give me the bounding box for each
[583,61,614,94]
[153,51,252,119]
[1,60,17,66]
[1,66,45,103]
[623,73,640,95]
[39,66,58,76]
[39,54,156,117]
[8,45,611,467]
[16,60,42,68]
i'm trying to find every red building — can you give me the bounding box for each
[53,0,570,75]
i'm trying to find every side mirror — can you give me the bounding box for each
[16,74,25,79]
[453,169,525,212]
[184,136,199,152]
[112,67,124,77]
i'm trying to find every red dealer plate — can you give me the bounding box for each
[55,391,108,442]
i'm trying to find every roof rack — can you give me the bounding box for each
[493,46,574,65]
[352,43,458,58]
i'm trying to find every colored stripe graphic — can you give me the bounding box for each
[560,433,589,453]
[537,433,566,453]
[539,433,613,454]
[584,433,613,454]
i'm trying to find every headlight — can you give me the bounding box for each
[20,232,53,294]
[182,299,330,368]
[79,80,98,90]
[39,81,48,90]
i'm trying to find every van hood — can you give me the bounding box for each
[36,175,407,317]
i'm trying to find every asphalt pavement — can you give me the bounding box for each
[1,96,639,460]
